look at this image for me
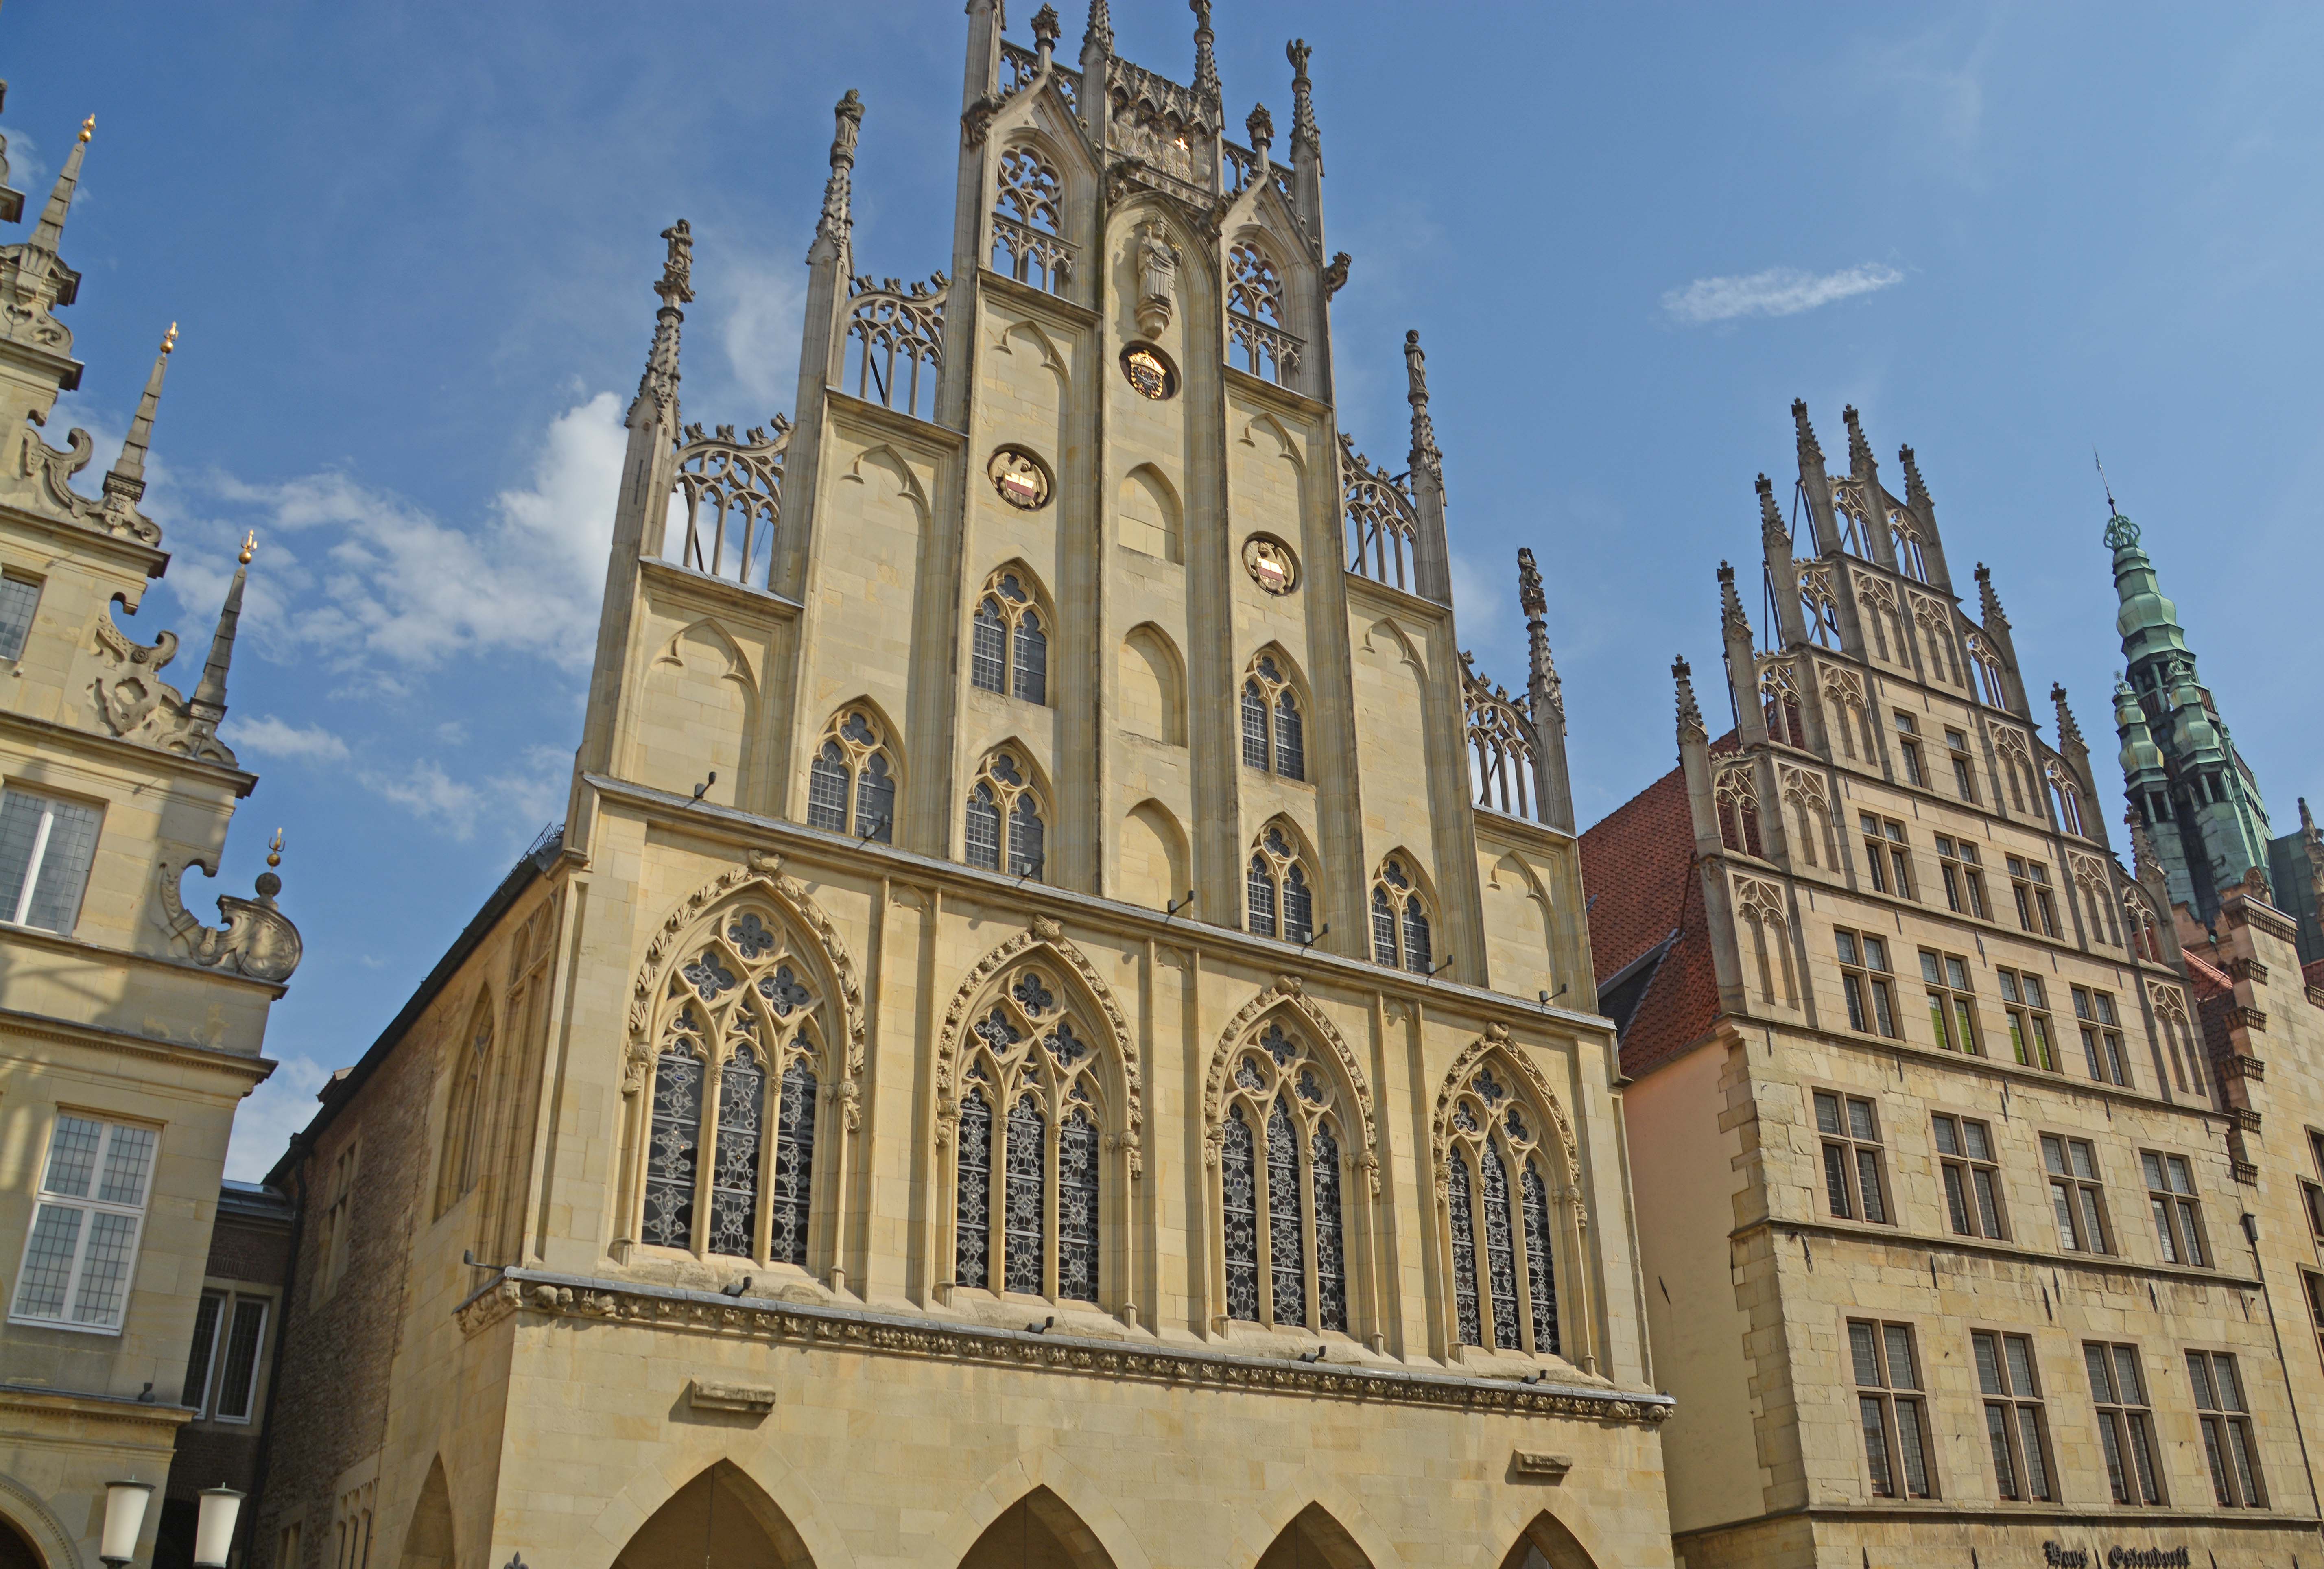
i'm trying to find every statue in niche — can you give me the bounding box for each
[1134,218,1179,339]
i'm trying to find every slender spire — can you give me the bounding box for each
[1717,560,1750,640]
[189,532,255,721]
[1674,658,1706,742]
[814,90,865,256]
[1756,472,1786,548]
[1842,404,1873,474]
[2051,682,2086,753]
[1518,548,1563,725]
[630,221,692,429]
[1974,562,2009,632]
[1191,0,1220,101]
[1404,329,1440,480]
[1031,5,1061,66]
[1287,38,1319,153]
[2127,802,2167,893]
[29,116,92,258]
[1899,444,1930,512]
[1083,0,1113,55]
[1791,398,1823,472]
[103,323,175,505]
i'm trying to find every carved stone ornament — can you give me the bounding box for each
[1201,978,1380,1194]
[934,916,1144,1176]
[624,851,868,1127]
[987,446,1052,511]
[1120,343,1177,401]
[18,413,162,547]
[156,857,302,983]
[1241,534,1298,596]
[90,599,234,766]
[687,1379,775,1416]
[1510,1451,1573,1483]
[1133,218,1179,339]
[1322,251,1351,297]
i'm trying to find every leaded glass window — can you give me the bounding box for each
[1312,1120,1347,1332]
[1266,1097,1306,1326]
[1247,855,1277,937]
[1222,1106,1261,1321]
[1012,610,1047,704]
[709,1046,765,1257]
[1448,1153,1482,1345]
[1008,795,1045,878]
[1274,691,1304,779]
[770,1059,817,1266]
[1059,1107,1099,1303]
[1481,1144,1521,1351]
[1241,681,1270,769]
[1004,1094,1046,1295]
[965,783,1001,870]
[1443,1052,1564,1357]
[1370,886,1396,966]
[971,568,1051,706]
[1217,1014,1352,1334]
[643,1046,702,1250]
[965,752,1046,881]
[1241,653,1304,779]
[807,710,897,843]
[972,601,1007,692]
[955,1088,993,1289]
[1247,824,1315,944]
[1370,857,1434,975]
[1520,1159,1560,1356]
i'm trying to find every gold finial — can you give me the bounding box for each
[238,530,256,565]
[266,829,284,869]
[77,116,93,144]
[161,322,177,356]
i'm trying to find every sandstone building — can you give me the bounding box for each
[254,5,1672,1567]
[0,77,301,1569]
[1584,404,2317,1565]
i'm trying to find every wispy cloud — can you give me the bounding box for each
[1662,264,1904,325]
[225,1054,330,1183]
[357,745,567,842]
[226,714,350,763]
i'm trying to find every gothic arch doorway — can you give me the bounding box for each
[612,1462,815,1569]
[0,1514,41,1569]
[1255,1505,1370,1569]
[957,1488,1114,1569]
[1493,1511,1601,1569]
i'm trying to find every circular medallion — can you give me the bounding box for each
[988,447,1053,511]
[1120,343,1178,400]
[1243,535,1299,596]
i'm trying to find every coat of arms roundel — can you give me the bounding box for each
[1243,535,1298,595]
[988,446,1053,511]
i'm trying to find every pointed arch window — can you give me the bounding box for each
[1833,482,1875,558]
[2046,763,2086,838]
[971,569,1049,705]
[1716,763,1766,858]
[1219,1019,1349,1333]
[637,909,827,1266]
[435,999,494,1219]
[1246,825,1314,944]
[951,963,1110,1304]
[1226,243,1299,384]
[1761,661,1806,750]
[1801,566,1842,648]
[965,751,1046,879]
[1241,653,1304,780]
[806,708,897,842]
[1443,1059,1562,1357]
[1890,509,1929,582]
[992,145,1072,294]
[1966,634,2008,710]
[1369,857,1433,974]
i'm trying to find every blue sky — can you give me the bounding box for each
[8,2,2318,1179]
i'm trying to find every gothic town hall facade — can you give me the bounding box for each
[254,6,1673,1568]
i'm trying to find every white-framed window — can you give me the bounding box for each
[0,573,41,662]
[10,1113,157,1332]
[182,1288,269,1420]
[0,788,100,933]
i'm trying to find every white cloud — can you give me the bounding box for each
[358,745,568,843]
[718,260,807,411]
[1661,264,1904,325]
[226,714,351,763]
[362,758,486,838]
[224,1054,331,1183]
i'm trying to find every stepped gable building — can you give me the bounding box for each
[0,70,302,1569]
[1582,402,2316,1566]
[255,7,1669,1568]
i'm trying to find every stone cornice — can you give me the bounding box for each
[0,1001,277,1081]
[455,1268,1673,1427]
[0,707,256,797]
[0,497,165,578]
[820,387,968,455]
[1221,362,1330,425]
[978,267,1101,331]
[636,555,802,626]
[0,1381,191,1433]
[0,917,290,999]
[1673,1498,2323,1542]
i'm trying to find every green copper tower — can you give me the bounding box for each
[2106,504,2276,924]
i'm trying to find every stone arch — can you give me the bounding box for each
[843,444,933,518]
[1494,1509,1605,1569]
[0,1514,41,1569]
[0,1474,74,1569]
[1430,1026,1580,1196]
[434,988,494,1218]
[1481,850,1555,989]
[1238,410,1306,471]
[1256,1504,1374,1569]
[1119,624,1185,745]
[1120,800,1188,912]
[1117,464,1182,563]
[958,1487,1115,1569]
[396,1457,454,1569]
[638,618,758,808]
[609,1461,819,1569]
[1202,977,1378,1194]
[993,316,1072,393]
[1358,616,1427,676]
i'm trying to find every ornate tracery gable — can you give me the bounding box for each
[935,916,1143,1176]
[1201,977,1379,1196]
[1428,1025,1579,1199]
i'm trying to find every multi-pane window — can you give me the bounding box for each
[970,569,1048,704]
[2071,987,2130,1087]
[804,708,897,842]
[1946,727,1979,802]
[1813,1090,1889,1224]
[1934,835,1989,918]
[1443,1059,1562,1357]
[1996,968,2059,1072]
[2007,855,2060,938]
[1894,712,1926,787]
[1835,930,1898,1038]
[1219,1018,1349,1333]
[640,908,826,1266]
[2188,1352,2264,1507]
[963,750,1045,878]
[1921,951,1982,1055]
[2087,1343,2165,1504]
[9,1114,156,1331]
[952,962,1107,1304]
[2302,1272,2324,1366]
[182,1289,269,1420]
[2141,1152,2207,1267]
[1859,816,1913,898]
[1246,824,1314,944]
[0,789,100,933]
[1932,1114,2006,1239]
[1850,1320,1935,1498]
[2042,1134,2111,1254]
[1368,857,1431,975]
[434,1001,493,1219]
[1972,1330,2053,1501]
[0,574,40,661]
[1240,654,1304,780]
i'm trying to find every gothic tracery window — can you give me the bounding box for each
[1219,1018,1349,1333]
[1760,661,1806,749]
[991,145,1071,294]
[964,750,1047,879]
[1890,509,1929,581]
[1715,763,1765,858]
[1241,653,1304,780]
[952,964,1107,1304]
[971,568,1049,705]
[806,708,898,841]
[435,998,493,1218]
[1246,824,1315,944]
[1370,857,1433,975]
[1832,482,1874,558]
[1225,242,1297,384]
[1443,1058,1561,1357]
[640,908,826,1265]
[1966,634,2008,710]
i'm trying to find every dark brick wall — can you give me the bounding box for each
[208,1214,290,1288]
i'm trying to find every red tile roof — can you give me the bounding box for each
[1580,747,1727,1081]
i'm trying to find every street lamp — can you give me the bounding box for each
[98,1480,153,1569]
[193,1489,245,1569]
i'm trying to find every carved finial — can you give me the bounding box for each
[1287,39,1319,153]
[1245,103,1273,161]
[1031,4,1062,61]
[1191,0,1219,101]
[1404,329,1441,480]
[1718,560,1750,639]
[1673,657,1707,742]
[103,321,180,504]
[239,531,256,566]
[1520,549,1563,727]
[1756,473,1787,547]
[2051,682,2086,752]
[1899,444,1929,511]
[1842,404,1873,473]
[1518,547,1546,622]
[655,220,695,308]
[1083,0,1113,55]
[188,551,249,725]
[815,90,865,254]
[78,116,93,144]
[1975,562,2009,631]
[1791,398,1823,468]
[632,220,690,429]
